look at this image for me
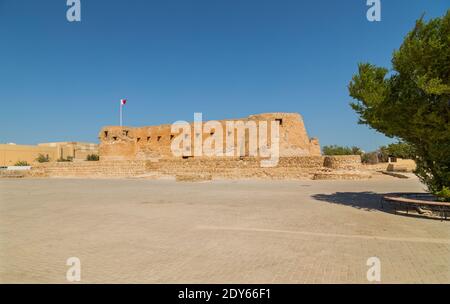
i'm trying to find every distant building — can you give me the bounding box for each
[0,142,98,166]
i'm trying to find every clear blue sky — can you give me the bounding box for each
[0,0,448,151]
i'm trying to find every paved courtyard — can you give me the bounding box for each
[0,176,449,283]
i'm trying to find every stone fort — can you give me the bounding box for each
[26,112,365,180]
[99,113,321,161]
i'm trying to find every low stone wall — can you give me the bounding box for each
[145,156,326,180]
[278,156,325,168]
[323,155,361,170]
[29,161,147,178]
[147,156,325,169]
[176,174,212,182]
[0,170,26,178]
[28,157,325,180]
[363,163,389,171]
[387,159,416,173]
[26,156,372,181]
[313,171,371,180]
[363,159,416,173]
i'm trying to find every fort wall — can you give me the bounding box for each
[27,155,368,180]
[323,155,362,170]
[0,144,57,166]
[99,113,321,161]
[0,142,98,166]
[22,113,368,180]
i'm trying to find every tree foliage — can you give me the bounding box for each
[348,11,450,193]
[36,153,50,163]
[379,142,415,160]
[322,145,362,156]
[86,154,99,161]
[361,151,380,164]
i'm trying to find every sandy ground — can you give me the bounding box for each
[0,175,449,283]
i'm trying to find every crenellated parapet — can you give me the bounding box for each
[99,113,321,161]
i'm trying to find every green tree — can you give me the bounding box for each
[348,11,450,194]
[380,142,415,160]
[322,145,362,156]
[351,146,363,155]
[36,153,50,163]
[361,152,380,164]
[86,154,99,161]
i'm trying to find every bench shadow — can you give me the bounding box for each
[311,192,383,212]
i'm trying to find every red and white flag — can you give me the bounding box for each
[120,99,127,105]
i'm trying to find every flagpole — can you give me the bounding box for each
[120,103,123,127]
[119,99,126,126]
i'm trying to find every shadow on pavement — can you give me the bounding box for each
[311,191,382,212]
[311,191,448,221]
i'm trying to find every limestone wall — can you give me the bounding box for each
[38,142,98,161]
[29,160,147,177]
[0,142,99,166]
[362,159,416,172]
[323,155,362,170]
[313,171,371,180]
[0,144,57,166]
[27,155,373,181]
[99,113,321,161]
[388,159,416,172]
[29,156,325,180]
[362,163,389,171]
[146,156,325,177]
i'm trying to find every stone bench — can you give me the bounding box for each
[382,194,450,220]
